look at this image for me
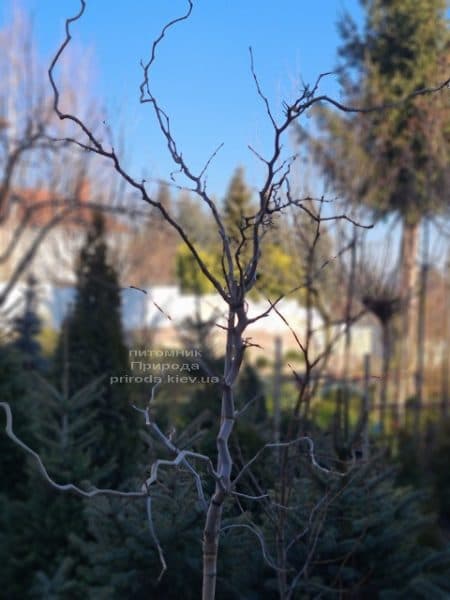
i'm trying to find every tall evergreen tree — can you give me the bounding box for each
[223,166,253,245]
[12,274,46,372]
[176,169,305,300]
[311,0,450,402]
[53,213,139,482]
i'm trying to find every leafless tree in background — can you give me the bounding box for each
[0,9,90,310]
[357,248,402,433]
[0,8,142,315]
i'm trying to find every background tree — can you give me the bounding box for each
[126,183,179,287]
[0,276,46,501]
[1,377,109,598]
[222,166,253,245]
[0,8,107,310]
[310,0,450,403]
[175,190,218,248]
[175,189,222,294]
[0,342,34,498]
[357,253,402,431]
[176,242,222,295]
[260,453,450,599]
[53,213,139,482]
[12,274,47,372]
[177,169,303,301]
[222,167,301,299]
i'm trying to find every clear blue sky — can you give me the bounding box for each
[1,0,363,198]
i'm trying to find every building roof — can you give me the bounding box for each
[8,180,132,233]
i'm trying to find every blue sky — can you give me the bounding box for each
[1,0,363,199]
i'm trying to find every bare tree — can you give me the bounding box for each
[356,247,402,433]
[0,9,133,313]
[44,7,369,594]
[234,205,368,599]
[1,2,449,598]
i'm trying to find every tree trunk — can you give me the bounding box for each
[379,321,391,433]
[202,305,243,600]
[340,234,357,443]
[397,221,420,417]
[414,220,429,437]
[202,387,235,600]
[202,489,225,600]
[442,252,450,417]
[362,353,371,460]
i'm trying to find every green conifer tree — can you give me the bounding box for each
[12,274,46,372]
[0,377,110,598]
[260,454,450,597]
[311,0,450,401]
[176,190,218,248]
[0,344,34,497]
[176,168,301,299]
[223,167,253,245]
[0,283,45,595]
[0,276,46,499]
[53,213,140,482]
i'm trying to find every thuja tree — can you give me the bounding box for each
[1,2,449,599]
[12,275,47,372]
[53,213,140,482]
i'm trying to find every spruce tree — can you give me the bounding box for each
[0,343,34,497]
[1,378,111,599]
[0,275,45,501]
[73,470,267,599]
[53,213,139,482]
[258,453,450,598]
[0,281,45,596]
